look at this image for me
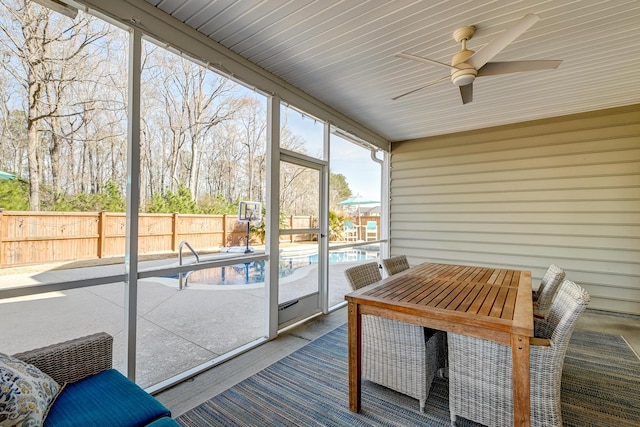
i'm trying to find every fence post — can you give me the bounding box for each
[97,211,107,258]
[0,209,3,268]
[172,213,178,252]
[223,214,227,247]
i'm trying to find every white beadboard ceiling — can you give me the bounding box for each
[141,0,640,143]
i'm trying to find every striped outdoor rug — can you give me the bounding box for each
[176,324,640,426]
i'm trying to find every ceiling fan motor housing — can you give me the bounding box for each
[451,49,477,86]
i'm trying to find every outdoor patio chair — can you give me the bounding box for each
[382,255,410,276]
[533,264,566,318]
[365,220,378,240]
[448,279,590,427]
[344,262,445,412]
[381,254,449,377]
[343,220,357,241]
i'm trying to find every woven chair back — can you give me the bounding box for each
[536,280,591,352]
[535,264,566,315]
[344,262,382,290]
[382,255,410,276]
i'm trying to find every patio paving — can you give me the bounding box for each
[0,253,366,389]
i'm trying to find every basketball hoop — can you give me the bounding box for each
[238,201,262,253]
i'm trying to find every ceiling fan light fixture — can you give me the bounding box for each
[451,66,477,86]
[452,73,475,86]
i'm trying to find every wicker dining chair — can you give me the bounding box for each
[344,262,445,412]
[448,279,590,427]
[381,255,410,276]
[533,264,566,318]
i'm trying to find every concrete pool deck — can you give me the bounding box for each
[0,249,373,389]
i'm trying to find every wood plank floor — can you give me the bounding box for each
[155,306,640,418]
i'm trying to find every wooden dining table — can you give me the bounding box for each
[345,262,533,427]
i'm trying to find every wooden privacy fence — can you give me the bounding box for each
[0,211,381,268]
[0,211,332,268]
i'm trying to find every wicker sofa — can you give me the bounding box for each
[11,332,179,427]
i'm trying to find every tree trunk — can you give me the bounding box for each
[49,116,62,200]
[26,119,40,211]
[27,70,41,211]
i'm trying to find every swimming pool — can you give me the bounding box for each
[183,248,378,286]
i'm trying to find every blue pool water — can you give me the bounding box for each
[177,248,378,286]
[307,251,375,263]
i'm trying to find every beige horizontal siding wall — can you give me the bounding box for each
[390,104,640,314]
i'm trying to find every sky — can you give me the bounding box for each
[284,106,382,202]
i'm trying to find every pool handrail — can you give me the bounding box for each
[178,240,200,290]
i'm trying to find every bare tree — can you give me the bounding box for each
[278,125,318,216]
[236,97,267,201]
[163,57,242,198]
[0,0,108,209]
[0,1,336,216]
[201,121,246,202]
[141,48,248,202]
[69,31,128,197]
[0,105,28,175]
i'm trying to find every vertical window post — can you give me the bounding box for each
[124,27,142,381]
[266,95,280,338]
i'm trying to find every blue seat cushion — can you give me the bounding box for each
[44,369,171,427]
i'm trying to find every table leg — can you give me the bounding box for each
[511,334,530,427]
[348,301,361,412]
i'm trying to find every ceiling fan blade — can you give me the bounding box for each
[467,14,540,70]
[477,60,562,76]
[392,75,450,100]
[396,52,461,71]
[460,83,473,104]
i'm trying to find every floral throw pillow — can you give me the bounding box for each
[0,352,61,427]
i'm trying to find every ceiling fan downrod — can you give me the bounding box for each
[451,26,477,86]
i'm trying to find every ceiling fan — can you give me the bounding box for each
[393,14,562,104]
